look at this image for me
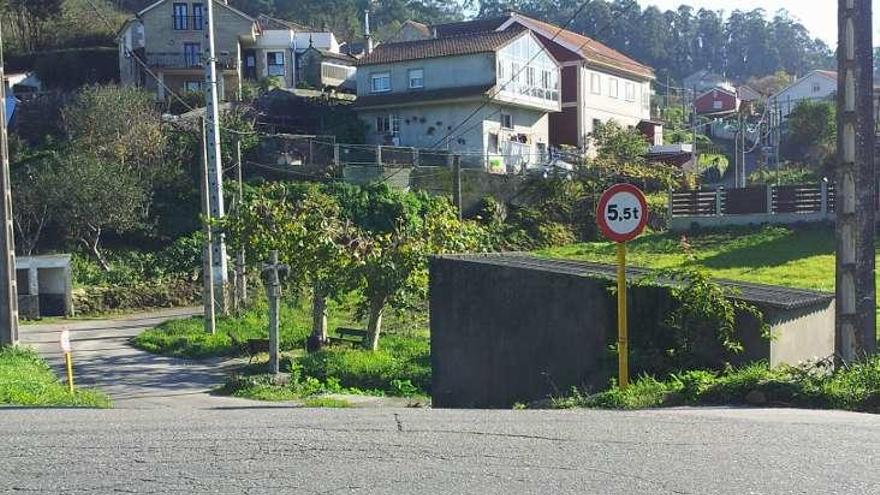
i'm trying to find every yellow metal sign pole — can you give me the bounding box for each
[617,242,629,389]
[65,352,74,393]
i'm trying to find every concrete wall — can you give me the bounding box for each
[430,255,836,408]
[581,65,652,138]
[357,53,496,96]
[431,257,613,408]
[358,102,550,159]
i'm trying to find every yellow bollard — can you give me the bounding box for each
[617,242,629,390]
[64,352,74,393]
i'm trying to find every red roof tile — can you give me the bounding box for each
[357,29,525,66]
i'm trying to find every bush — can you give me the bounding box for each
[554,357,880,414]
[298,333,430,395]
[72,279,201,316]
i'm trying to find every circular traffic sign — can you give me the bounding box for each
[596,183,648,243]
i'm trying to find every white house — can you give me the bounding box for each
[354,28,560,172]
[117,1,345,101]
[770,70,838,120]
[423,13,655,151]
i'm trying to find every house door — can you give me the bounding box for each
[243,51,257,80]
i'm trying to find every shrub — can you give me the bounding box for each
[73,279,200,316]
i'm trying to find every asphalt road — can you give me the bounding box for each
[2,406,879,494]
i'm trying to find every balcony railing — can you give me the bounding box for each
[143,52,238,70]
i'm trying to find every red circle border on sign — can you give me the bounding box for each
[596,183,649,243]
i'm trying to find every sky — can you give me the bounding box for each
[638,0,880,47]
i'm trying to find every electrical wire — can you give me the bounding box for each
[427,0,599,150]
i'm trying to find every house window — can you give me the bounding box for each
[501,112,513,130]
[812,82,821,93]
[642,88,651,111]
[267,52,285,77]
[526,66,536,87]
[511,62,520,82]
[408,69,424,89]
[183,42,201,67]
[172,3,188,31]
[497,60,506,80]
[625,82,636,102]
[609,78,619,98]
[592,119,602,132]
[591,73,601,95]
[375,115,399,135]
[376,115,390,134]
[370,72,391,93]
[192,3,204,30]
[541,70,552,89]
[184,81,202,92]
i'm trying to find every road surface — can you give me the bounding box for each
[18,308,249,408]
[1,406,878,494]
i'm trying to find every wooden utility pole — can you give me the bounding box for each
[836,0,877,360]
[0,21,19,346]
[263,251,288,375]
[200,119,216,335]
[204,0,228,314]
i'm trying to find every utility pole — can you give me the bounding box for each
[836,0,877,361]
[0,21,18,346]
[200,119,216,335]
[204,0,228,314]
[233,138,247,313]
[263,251,288,375]
[452,155,462,219]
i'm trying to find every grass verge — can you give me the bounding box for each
[0,347,111,408]
[552,358,880,413]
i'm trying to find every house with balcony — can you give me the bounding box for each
[393,13,655,151]
[354,28,560,172]
[118,1,346,102]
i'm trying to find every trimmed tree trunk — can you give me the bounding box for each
[364,298,385,351]
[308,288,328,353]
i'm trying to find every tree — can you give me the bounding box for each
[61,85,167,177]
[348,189,485,350]
[221,182,361,350]
[782,100,836,171]
[49,154,150,270]
[0,0,62,53]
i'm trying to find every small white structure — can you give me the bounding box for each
[770,70,837,121]
[16,255,73,319]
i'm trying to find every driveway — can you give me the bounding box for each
[18,307,251,409]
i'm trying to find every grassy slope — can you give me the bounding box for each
[0,347,111,408]
[540,224,837,291]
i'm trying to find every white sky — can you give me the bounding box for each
[638,0,880,46]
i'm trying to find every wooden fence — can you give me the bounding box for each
[669,181,834,230]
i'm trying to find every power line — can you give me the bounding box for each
[427,1,596,150]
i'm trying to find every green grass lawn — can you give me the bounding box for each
[540,224,838,291]
[0,347,111,408]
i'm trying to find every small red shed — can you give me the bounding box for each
[694,87,739,116]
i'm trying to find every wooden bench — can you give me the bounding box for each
[328,327,368,347]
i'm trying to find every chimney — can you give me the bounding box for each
[364,10,374,54]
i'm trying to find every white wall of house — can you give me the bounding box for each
[294,32,339,53]
[581,65,652,139]
[358,101,550,167]
[772,71,837,120]
[356,53,496,96]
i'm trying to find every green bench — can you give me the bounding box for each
[329,327,368,347]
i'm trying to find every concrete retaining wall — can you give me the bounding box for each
[430,254,836,409]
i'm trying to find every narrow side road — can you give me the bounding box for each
[18,307,250,409]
